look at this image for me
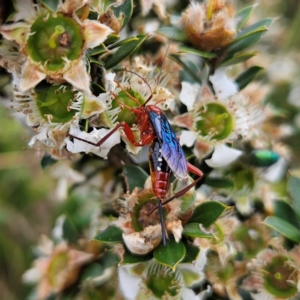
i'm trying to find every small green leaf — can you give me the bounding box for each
[263,216,300,243]
[156,26,188,43]
[236,18,273,41]
[288,172,300,219]
[183,223,214,238]
[111,0,133,29]
[236,5,255,31]
[121,248,153,265]
[181,241,200,263]
[41,153,57,169]
[226,30,268,55]
[178,46,216,59]
[39,0,59,12]
[218,52,257,68]
[172,178,196,213]
[94,225,123,243]
[189,201,229,226]
[104,34,148,69]
[235,66,263,90]
[123,164,148,193]
[89,57,105,66]
[273,200,300,229]
[108,36,143,50]
[227,20,272,55]
[88,45,107,56]
[154,239,185,270]
[81,263,104,281]
[205,177,234,188]
[105,33,121,45]
[62,217,78,243]
[169,54,201,83]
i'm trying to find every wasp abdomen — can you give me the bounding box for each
[149,139,171,200]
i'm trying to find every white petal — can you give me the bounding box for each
[66,124,120,158]
[63,59,91,94]
[105,72,116,91]
[28,127,56,148]
[9,0,37,22]
[235,196,253,216]
[180,130,196,147]
[260,157,288,182]
[52,215,66,242]
[209,68,238,98]
[22,267,41,284]
[143,19,161,33]
[205,144,243,168]
[198,286,213,300]
[140,0,155,16]
[118,266,141,300]
[83,19,113,49]
[178,263,203,287]
[180,82,200,111]
[181,288,200,300]
[20,60,46,92]
[122,232,155,255]
[80,93,107,118]
[194,247,209,272]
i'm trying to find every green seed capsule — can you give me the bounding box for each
[263,256,297,298]
[27,14,83,71]
[35,84,78,123]
[194,102,233,141]
[249,150,280,167]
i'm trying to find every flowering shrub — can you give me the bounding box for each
[1,0,300,299]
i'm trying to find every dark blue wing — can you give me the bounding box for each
[148,110,187,180]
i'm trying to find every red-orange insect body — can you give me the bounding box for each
[149,139,171,200]
[68,72,204,245]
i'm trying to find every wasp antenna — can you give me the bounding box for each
[114,80,141,106]
[120,68,154,107]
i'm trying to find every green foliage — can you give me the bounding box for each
[264,216,300,243]
[288,172,300,219]
[153,239,186,270]
[39,0,59,12]
[94,225,123,243]
[235,66,264,90]
[104,34,149,69]
[123,164,148,192]
[1,0,300,299]
[189,201,229,226]
[111,0,133,29]
[236,5,255,31]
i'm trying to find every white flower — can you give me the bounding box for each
[205,144,243,168]
[179,81,201,111]
[209,68,238,98]
[260,157,289,182]
[1,0,112,93]
[66,123,121,159]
